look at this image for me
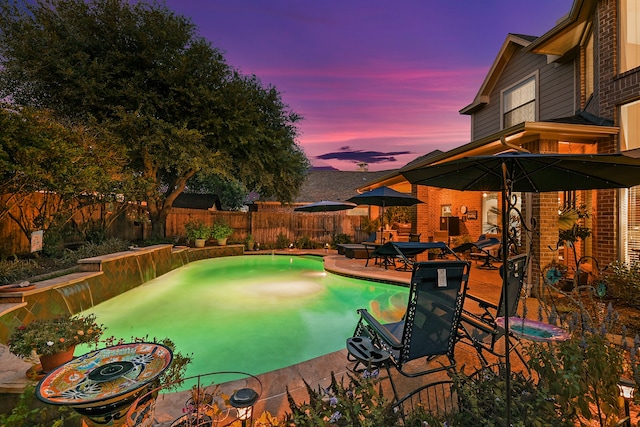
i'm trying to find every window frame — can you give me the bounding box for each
[620,0,640,74]
[620,99,640,152]
[500,72,538,129]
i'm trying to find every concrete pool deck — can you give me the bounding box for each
[0,249,528,424]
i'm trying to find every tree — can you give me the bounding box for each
[185,174,247,211]
[0,0,309,238]
[0,104,128,250]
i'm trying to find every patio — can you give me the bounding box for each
[0,249,535,424]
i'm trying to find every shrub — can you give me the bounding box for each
[0,239,131,285]
[0,258,38,285]
[295,235,316,249]
[0,385,81,427]
[331,234,352,248]
[275,233,289,249]
[451,364,565,426]
[285,371,400,426]
[526,307,626,426]
[605,260,640,309]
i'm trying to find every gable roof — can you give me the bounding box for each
[459,33,537,115]
[292,170,390,203]
[173,193,221,210]
[268,169,389,204]
[527,0,597,59]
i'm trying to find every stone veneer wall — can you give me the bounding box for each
[0,244,244,343]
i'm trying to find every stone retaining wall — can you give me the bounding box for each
[0,244,244,343]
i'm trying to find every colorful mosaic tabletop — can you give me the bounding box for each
[496,317,570,342]
[36,342,173,407]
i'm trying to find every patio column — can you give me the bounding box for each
[524,139,560,297]
[530,192,559,297]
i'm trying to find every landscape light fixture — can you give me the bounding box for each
[229,387,259,427]
[618,377,635,427]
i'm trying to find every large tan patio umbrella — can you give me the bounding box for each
[402,151,640,426]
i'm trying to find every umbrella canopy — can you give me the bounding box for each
[401,151,640,426]
[346,186,422,207]
[347,186,423,238]
[294,200,356,238]
[294,200,356,212]
[402,152,640,192]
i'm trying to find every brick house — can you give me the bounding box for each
[361,0,640,288]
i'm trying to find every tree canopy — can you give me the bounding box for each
[0,0,309,237]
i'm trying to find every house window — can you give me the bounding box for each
[482,193,499,234]
[620,99,640,151]
[502,75,536,128]
[620,0,640,73]
[585,33,594,101]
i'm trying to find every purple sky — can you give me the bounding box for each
[165,1,574,171]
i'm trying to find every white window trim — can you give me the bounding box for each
[499,71,539,129]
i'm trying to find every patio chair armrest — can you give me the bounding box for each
[459,312,498,335]
[357,309,402,349]
[465,293,497,312]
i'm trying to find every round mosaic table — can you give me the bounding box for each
[496,317,570,342]
[36,342,173,426]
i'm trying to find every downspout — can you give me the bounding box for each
[500,135,530,153]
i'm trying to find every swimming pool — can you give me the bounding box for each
[77,255,408,386]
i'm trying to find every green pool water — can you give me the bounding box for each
[77,255,408,388]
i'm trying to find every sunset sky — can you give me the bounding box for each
[165,1,574,171]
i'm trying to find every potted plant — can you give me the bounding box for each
[184,219,212,248]
[557,205,592,289]
[211,221,233,245]
[246,234,255,251]
[9,314,104,373]
[427,248,440,260]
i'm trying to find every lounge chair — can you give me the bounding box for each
[452,235,501,269]
[347,260,470,406]
[458,253,529,367]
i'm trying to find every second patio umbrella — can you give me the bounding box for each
[294,200,356,236]
[401,151,640,426]
[346,186,423,239]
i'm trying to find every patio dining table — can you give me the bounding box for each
[368,241,453,270]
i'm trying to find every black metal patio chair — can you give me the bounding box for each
[458,253,529,367]
[346,260,470,405]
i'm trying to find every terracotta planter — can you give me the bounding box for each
[194,239,206,248]
[40,346,75,373]
[216,238,227,246]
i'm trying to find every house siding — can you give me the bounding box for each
[471,46,575,140]
[539,60,575,120]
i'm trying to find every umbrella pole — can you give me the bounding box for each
[501,162,512,427]
[380,204,385,242]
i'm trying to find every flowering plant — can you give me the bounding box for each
[9,314,104,357]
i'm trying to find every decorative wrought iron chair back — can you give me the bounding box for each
[459,253,529,366]
[496,253,528,318]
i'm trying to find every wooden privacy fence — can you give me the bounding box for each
[166,208,367,247]
[1,192,369,256]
